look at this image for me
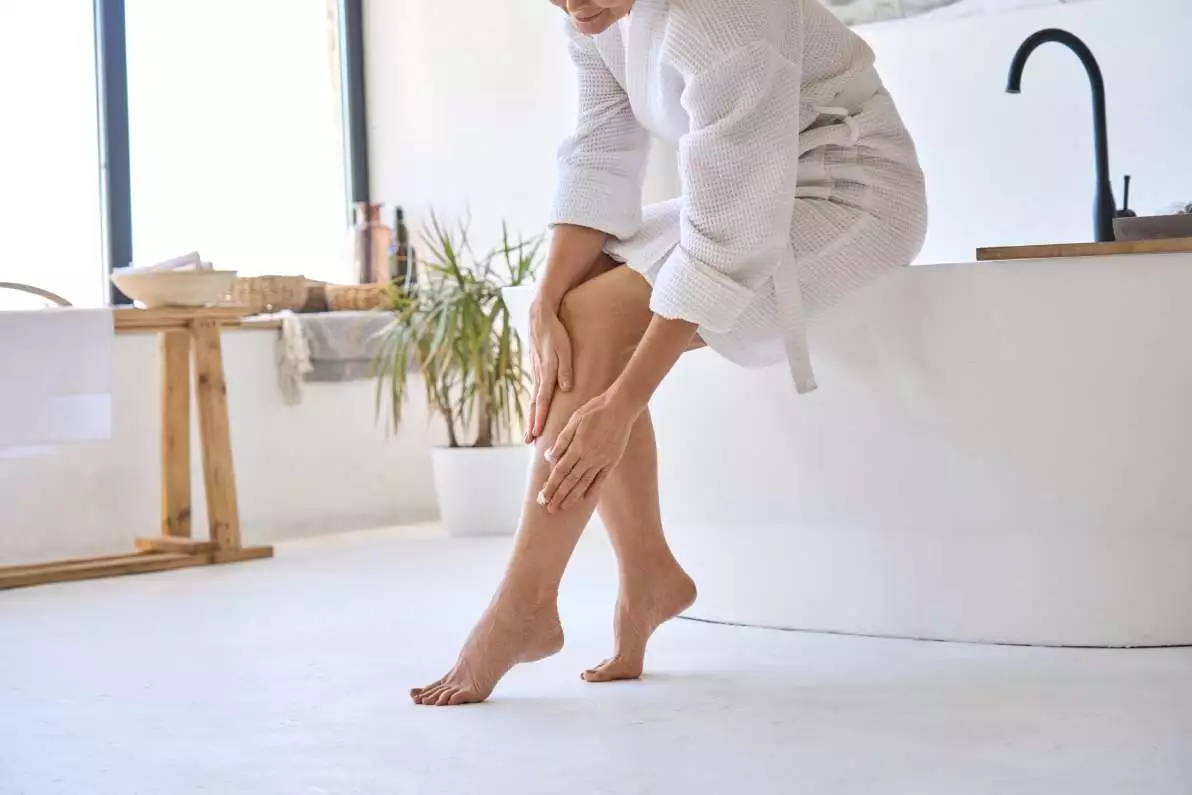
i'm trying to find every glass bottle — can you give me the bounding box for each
[351,202,392,284]
[390,206,416,289]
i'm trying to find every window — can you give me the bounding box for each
[0,1,364,310]
[126,0,350,282]
[0,2,105,309]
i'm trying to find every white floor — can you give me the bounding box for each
[2,528,1191,795]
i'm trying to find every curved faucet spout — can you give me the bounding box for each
[1007,28,1116,243]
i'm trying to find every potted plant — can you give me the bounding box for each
[375,214,541,537]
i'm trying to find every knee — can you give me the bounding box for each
[556,267,652,376]
[558,287,634,377]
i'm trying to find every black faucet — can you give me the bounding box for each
[1007,29,1116,243]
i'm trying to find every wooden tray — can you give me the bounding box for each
[977,237,1192,262]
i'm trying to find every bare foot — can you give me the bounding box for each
[410,593,564,706]
[582,561,697,683]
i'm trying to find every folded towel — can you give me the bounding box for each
[0,308,114,449]
[274,311,392,404]
[120,251,212,275]
[276,311,313,406]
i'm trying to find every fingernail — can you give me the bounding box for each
[536,490,547,506]
[544,449,555,464]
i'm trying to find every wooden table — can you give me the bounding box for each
[0,307,273,590]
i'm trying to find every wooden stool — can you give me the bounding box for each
[0,307,272,590]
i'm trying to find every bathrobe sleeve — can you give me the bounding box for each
[649,42,804,333]
[549,27,651,240]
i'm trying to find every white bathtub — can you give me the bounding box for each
[505,252,1192,647]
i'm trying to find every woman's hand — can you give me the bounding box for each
[539,389,643,512]
[525,301,574,444]
[538,314,699,511]
[523,225,612,443]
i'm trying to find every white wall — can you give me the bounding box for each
[0,330,439,566]
[365,0,571,248]
[364,0,681,249]
[366,0,1188,265]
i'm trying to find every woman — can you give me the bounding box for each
[411,0,927,706]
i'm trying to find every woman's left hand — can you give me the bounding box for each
[539,389,642,513]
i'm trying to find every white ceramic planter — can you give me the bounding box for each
[432,445,532,537]
[502,285,535,345]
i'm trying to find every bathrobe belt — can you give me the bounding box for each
[775,69,884,395]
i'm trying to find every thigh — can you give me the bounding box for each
[560,263,708,358]
[559,263,654,359]
[584,252,622,283]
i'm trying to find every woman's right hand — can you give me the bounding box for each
[522,225,610,443]
[525,301,574,444]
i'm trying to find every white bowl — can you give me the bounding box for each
[111,269,238,308]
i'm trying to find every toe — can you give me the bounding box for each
[582,667,613,683]
[581,659,613,682]
[582,656,642,683]
[410,678,444,700]
[416,684,449,705]
[434,688,458,707]
[448,689,476,706]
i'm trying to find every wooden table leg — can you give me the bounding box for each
[1,308,272,592]
[160,330,192,538]
[191,319,242,552]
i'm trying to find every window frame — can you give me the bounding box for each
[93,0,370,305]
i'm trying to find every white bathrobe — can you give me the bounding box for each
[549,0,928,393]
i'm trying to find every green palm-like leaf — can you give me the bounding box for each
[374,211,543,447]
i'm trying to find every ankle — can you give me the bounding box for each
[494,580,558,611]
[616,542,680,568]
[617,550,683,583]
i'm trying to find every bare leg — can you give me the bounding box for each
[581,410,697,682]
[573,256,698,682]
[410,266,657,706]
